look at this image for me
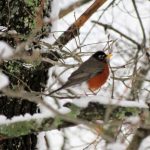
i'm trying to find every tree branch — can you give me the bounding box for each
[132,0,146,47]
[54,0,107,48]
[92,21,141,48]
[59,0,93,18]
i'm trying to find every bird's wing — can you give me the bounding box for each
[64,57,105,87]
[49,57,106,93]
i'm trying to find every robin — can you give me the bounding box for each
[49,51,112,95]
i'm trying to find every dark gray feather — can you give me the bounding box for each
[49,55,105,95]
[63,57,105,88]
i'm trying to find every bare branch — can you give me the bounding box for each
[92,21,141,48]
[132,0,146,47]
[54,0,108,49]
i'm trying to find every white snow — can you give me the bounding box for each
[36,132,47,150]
[49,0,60,43]
[62,125,100,150]
[139,136,150,150]
[0,41,14,59]
[0,26,7,32]
[0,115,7,123]
[59,0,79,9]
[106,142,126,150]
[46,130,64,150]
[72,95,148,108]
[0,73,9,89]
[38,96,58,116]
[0,113,53,125]
[43,0,60,44]
[125,116,140,124]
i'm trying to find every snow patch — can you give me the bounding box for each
[125,116,140,124]
[0,41,14,59]
[72,95,148,108]
[36,132,47,150]
[106,142,126,150]
[139,136,150,150]
[43,0,60,44]
[46,130,64,150]
[0,73,9,89]
[0,113,53,125]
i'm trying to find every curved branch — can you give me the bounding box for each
[92,21,141,48]
[54,0,107,49]
[132,0,146,47]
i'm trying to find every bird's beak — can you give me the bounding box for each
[106,53,112,59]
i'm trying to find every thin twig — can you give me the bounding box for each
[92,21,141,48]
[132,0,146,47]
[81,0,116,45]
[54,0,107,49]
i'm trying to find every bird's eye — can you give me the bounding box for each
[98,55,103,58]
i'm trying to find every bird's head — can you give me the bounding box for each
[93,51,112,62]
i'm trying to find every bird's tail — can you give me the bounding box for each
[49,84,67,95]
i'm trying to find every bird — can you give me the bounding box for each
[49,51,112,95]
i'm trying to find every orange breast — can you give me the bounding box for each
[87,64,109,91]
